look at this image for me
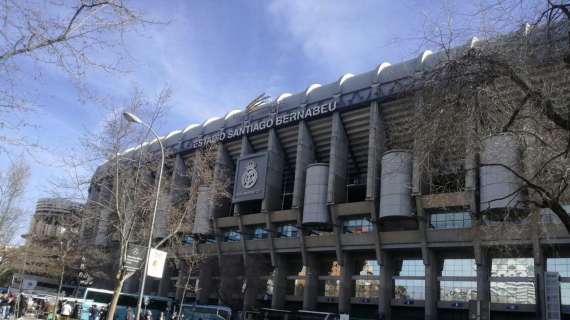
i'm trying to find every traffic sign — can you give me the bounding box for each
[125,244,146,271]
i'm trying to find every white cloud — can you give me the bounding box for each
[267,0,394,74]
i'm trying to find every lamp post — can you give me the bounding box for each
[123,111,166,320]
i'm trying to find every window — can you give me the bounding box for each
[394,280,425,300]
[442,259,476,277]
[440,281,477,302]
[354,260,380,298]
[307,229,333,237]
[182,235,194,245]
[360,260,380,276]
[491,258,535,304]
[547,258,570,277]
[343,218,373,234]
[277,224,298,238]
[440,259,477,302]
[394,260,425,300]
[321,261,341,297]
[223,228,241,242]
[323,279,340,297]
[430,210,472,229]
[248,225,268,240]
[547,258,570,305]
[399,260,425,277]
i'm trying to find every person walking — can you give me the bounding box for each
[89,305,99,320]
[126,307,134,320]
[61,301,73,320]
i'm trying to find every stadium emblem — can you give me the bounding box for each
[241,161,258,189]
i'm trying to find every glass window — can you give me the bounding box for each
[547,258,570,305]
[548,258,570,277]
[323,279,340,297]
[223,228,241,242]
[562,283,570,305]
[440,281,477,301]
[307,229,333,237]
[394,279,425,300]
[360,260,380,276]
[399,260,425,277]
[442,259,476,277]
[182,235,194,245]
[491,258,534,277]
[439,259,477,301]
[249,225,268,240]
[430,211,472,229]
[294,266,307,296]
[343,217,373,234]
[277,224,298,238]
[355,260,381,298]
[491,258,535,304]
[355,279,380,298]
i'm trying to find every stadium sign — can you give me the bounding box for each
[181,100,337,151]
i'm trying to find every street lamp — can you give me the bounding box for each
[123,111,165,320]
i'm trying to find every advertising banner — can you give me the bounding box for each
[147,248,167,278]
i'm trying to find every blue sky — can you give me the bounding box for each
[0,0,539,240]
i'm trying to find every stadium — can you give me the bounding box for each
[84,27,570,320]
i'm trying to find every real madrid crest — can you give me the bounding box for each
[241,160,258,189]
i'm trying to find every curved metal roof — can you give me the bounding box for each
[225,109,242,119]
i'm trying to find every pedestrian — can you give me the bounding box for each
[89,304,99,320]
[7,295,14,319]
[61,301,73,320]
[99,306,106,320]
[144,310,152,320]
[126,307,134,320]
[0,295,8,320]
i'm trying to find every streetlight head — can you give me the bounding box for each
[123,111,142,124]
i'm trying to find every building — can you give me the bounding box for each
[85,28,570,320]
[15,198,83,295]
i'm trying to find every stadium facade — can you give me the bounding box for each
[85,34,570,320]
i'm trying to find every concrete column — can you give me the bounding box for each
[474,245,490,312]
[271,254,289,309]
[234,136,254,215]
[95,179,114,246]
[219,255,244,310]
[169,154,190,202]
[197,258,217,304]
[292,121,315,208]
[211,145,234,218]
[532,218,546,320]
[292,121,313,266]
[175,261,189,300]
[379,251,395,320]
[303,254,320,310]
[244,254,273,311]
[339,253,354,314]
[328,112,348,204]
[158,261,174,297]
[366,101,385,201]
[424,249,440,320]
[262,129,285,212]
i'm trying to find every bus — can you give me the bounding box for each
[179,304,232,320]
[80,288,173,320]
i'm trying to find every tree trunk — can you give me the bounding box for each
[107,269,131,320]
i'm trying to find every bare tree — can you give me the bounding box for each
[408,1,570,234]
[0,160,29,277]
[0,0,152,152]
[55,87,230,320]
